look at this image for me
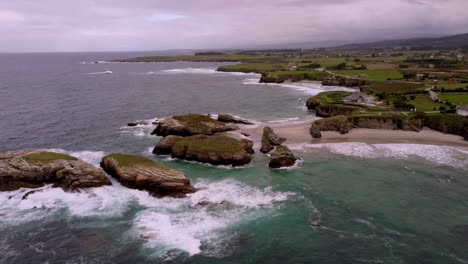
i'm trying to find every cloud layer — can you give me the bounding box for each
[1,0,467,52]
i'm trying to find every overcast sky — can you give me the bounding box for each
[0,0,467,52]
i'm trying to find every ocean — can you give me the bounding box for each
[0,52,467,264]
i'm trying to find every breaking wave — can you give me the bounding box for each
[290,143,468,169]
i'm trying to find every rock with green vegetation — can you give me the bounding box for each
[217,114,254,125]
[425,114,468,140]
[169,135,253,166]
[310,116,352,138]
[100,153,196,197]
[153,135,183,155]
[152,114,238,137]
[306,91,363,117]
[0,150,110,192]
[269,145,298,168]
[260,127,286,153]
[322,76,367,87]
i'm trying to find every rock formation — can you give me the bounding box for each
[153,135,254,166]
[269,145,298,168]
[151,114,238,137]
[100,153,196,197]
[217,114,254,125]
[260,127,286,153]
[0,150,110,192]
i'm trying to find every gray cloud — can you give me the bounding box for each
[0,0,467,52]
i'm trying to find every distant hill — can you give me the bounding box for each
[334,33,468,50]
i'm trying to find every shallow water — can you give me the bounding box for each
[0,52,467,264]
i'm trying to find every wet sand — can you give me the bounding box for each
[239,121,468,147]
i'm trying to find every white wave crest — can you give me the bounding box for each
[0,178,294,257]
[243,77,356,96]
[291,143,468,169]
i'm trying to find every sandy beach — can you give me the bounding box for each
[240,121,468,147]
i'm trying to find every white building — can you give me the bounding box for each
[457,106,468,116]
[344,92,375,104]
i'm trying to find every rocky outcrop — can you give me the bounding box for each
[269,145,298,168]
[100,153,196,197]
[154,135,253,166]
[310,116,352,138]
[153,135,183,155]
[260,127,286,153]
[217,114,254,125]
[151,114,238,137]
[0,150,111,192]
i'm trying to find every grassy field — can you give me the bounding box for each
[437,83,468,91]
[438,92,468,105]
[408,94,447,112]
[332,69,404,81]
[362,82,426,94]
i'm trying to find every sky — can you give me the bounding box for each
[0,0,467,52]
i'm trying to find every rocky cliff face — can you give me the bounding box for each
[0,150,111,192]
[310,114,427,138]
[306,97,362,117]
[322,76,367,87]
[101,153,196,198]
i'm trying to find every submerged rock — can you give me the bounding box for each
[151,114,238,137]
[100,153,196,197]
[217,114,254,125]
[260,127,286,153]
[127,121,151,127]
[268,145,298,168]
[0,150,111,192]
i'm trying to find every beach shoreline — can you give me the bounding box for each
[239,120,468,148]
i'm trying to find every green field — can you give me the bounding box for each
[438,92,468,105]
[408,94,447,112]
[362,82,426,94]
[437,83,468,91]
[332,69,404,81]
[217,63,287,74]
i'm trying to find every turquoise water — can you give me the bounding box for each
[0,53,467,263]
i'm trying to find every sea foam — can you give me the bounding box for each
[0,176,294,257]
[291,143,468,169]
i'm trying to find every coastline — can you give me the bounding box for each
[239,120,468,148]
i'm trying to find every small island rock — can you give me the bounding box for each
[100,153,196,197]
[268,145,298,168]
[0,150,111,192]
[260,127,286,153]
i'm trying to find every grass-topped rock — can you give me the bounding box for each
[152,114,238,137]
[154,135,254,166]
[306,91,365,117]
[0,150,110,192]
[100,153,196,197]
